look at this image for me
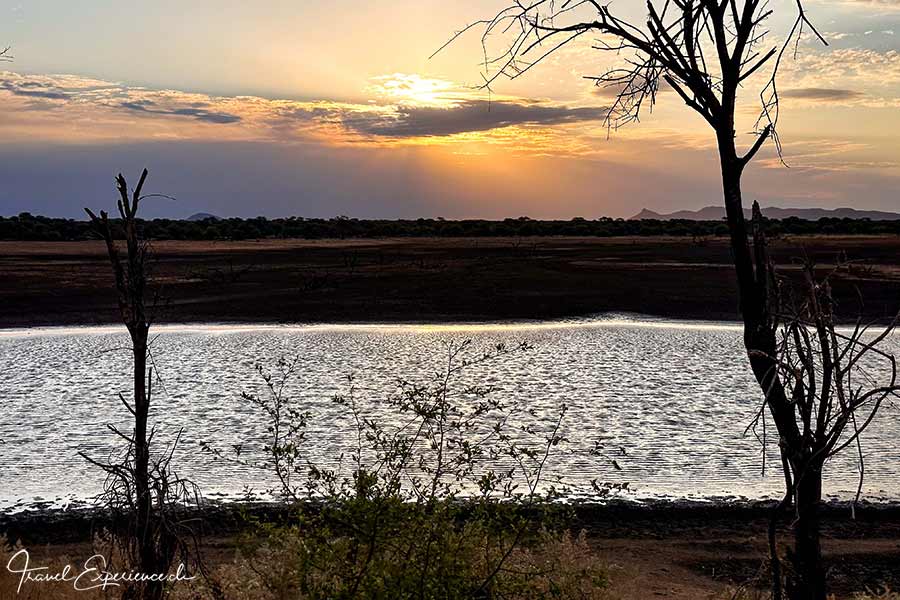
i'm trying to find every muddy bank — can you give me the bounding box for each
[5,498,900,546]
[2,236,900,328]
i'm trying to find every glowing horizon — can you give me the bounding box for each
[0,1,897,219]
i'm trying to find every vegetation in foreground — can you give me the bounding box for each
[184,337,614,599]
[0,526,611,600]
[4,528,900,600]
[175,521,609,600]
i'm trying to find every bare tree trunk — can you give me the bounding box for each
[718,148,797,449]
[789,462,825,600]
[120,334,158,600]
[129,333,161,600]
[123,175,159,600]
[716,140,825,600]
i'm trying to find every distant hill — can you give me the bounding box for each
[187,212,221,221]
[631,206,900,221]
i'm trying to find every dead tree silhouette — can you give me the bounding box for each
[83,170,206,600]
[438,2,895,598]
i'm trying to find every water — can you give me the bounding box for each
[1,315,898,512]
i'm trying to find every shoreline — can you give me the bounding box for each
[2,308,753,331]
[6,497,900,545]
[0,312,751,336]
[3,311,898,334]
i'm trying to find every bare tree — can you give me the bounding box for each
[83,170,202,600]
[435,2,894,598]
[751,233,900,600]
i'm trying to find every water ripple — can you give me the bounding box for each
[1,315,898,510]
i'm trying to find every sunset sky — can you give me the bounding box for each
[0,0,898,219]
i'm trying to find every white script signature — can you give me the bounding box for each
[6,548,197,594]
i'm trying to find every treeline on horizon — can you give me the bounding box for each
[3,212,900,241]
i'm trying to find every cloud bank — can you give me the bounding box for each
[0,71,610,153]
[343,100,609,138]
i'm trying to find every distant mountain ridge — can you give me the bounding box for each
[631,206,900,221]
[187,212,221,221]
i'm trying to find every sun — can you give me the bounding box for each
[368,73,463,107]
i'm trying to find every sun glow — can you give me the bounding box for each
[368,73,465,107]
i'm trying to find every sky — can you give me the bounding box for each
[0,0,898,219]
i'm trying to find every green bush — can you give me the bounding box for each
[193,340,610,599]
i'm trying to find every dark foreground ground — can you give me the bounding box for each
[3,502,899,599]
[2,235,900,327]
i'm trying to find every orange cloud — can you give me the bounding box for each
[0,71,616,157]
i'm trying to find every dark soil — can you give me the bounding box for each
[2,235,900,328]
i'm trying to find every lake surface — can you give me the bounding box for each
[2,315,899,512]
